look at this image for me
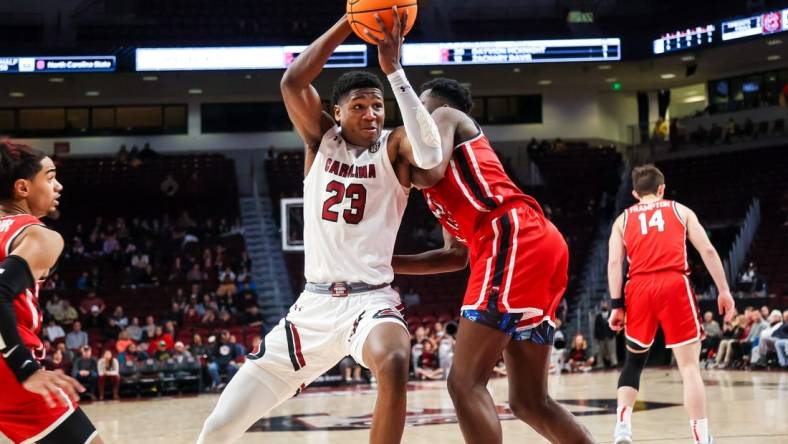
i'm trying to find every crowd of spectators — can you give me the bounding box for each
[702,305,788,370]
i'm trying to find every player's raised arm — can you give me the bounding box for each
[680,204,735,321]
[367,7,442,169]
[392,228,468,275]
[607,213,626,331]
[281,16,352,160]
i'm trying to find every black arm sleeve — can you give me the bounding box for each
[0,255,42,383]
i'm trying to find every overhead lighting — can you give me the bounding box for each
[85,91,100,96]
[9,91,24,98]
[767,55,782,61]
[48,77,64,83]
[680,55,696,62]
[597,64,612,70]
[766,39,782,46]
[605,77,617,83]
[513,68,521,73]
[142,75,158,81]
[429,69,444,75]
[684,90,699,96]
[244,74,252,79]
[537,79,552,85]
[660,73,676,79]
[188,88,203,95]
[684,95,706,103]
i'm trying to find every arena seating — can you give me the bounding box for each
[42,152,258,355]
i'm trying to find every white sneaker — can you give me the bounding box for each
[613,423,632,444]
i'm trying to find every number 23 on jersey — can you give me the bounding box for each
[321,180,368,224]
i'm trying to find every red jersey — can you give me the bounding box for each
[423,133,542,244]
[0,214,46,355]
[623,199,688,277]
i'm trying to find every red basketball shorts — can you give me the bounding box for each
[0,356,78,444]
[462,203,568,329]
[624,272,702,349]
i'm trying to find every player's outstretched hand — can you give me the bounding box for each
[717,290,735,323]
[608,308,625,332]
[23,369,85,408]
[365,6,407,75]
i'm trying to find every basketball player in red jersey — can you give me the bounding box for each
[393,78,594,444]
[607,165,735,444]
[0,141,103,443]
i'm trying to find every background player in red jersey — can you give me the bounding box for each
[393,78,593,444]
[607,165,735,444]
[0,141,104,443]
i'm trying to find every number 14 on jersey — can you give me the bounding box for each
[638,209,665,235]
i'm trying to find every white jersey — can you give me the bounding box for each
[303,126,408,285]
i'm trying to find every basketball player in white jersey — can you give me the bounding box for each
[197,8,442,444]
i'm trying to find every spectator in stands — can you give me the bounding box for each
[141,315,157,341]
[126,316,143,342]
[44,319,66,343]
[549,319,567,374]
[415,340,444,380]
[340,356,364,383]
[189,334,209,361]
[652,117,668,142]
[58,299,79,326]
[228,335,245,357]
[216,266,237,297]
[72,345,98,399]
[241,305,264,327]
[45,293,65,320]
[714,314,746,368]
[169,256,186,282]
[566,334,595,372]
[593,302,618,368]
[153,340,172,362]
[437,333,454,380]
[760,305,770,320]
[164,301,184,327]
[97,350,120,400]
[207,331,240,390]
[110,305,129,329]
[115,330,133,354]
[76,271,91,290]
[84,304,105,330]
[740,309,770,363]
[183,306,201,327]
[102,232,120,257]
[701,311,722,363]
[737,262,759,295]
[160,173,179,197]
[401,288,420,306]
[79,290,106,316]
[752,310,784,366]
[187,263,207,282]
[216,310,234,328]
[66,321,89,352]
[774,311,788,368]
[432,321,446,340]
[172,341,193,364]
[118,342,146,365]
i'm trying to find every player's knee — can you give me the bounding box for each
[618,349,648,390]
[371,349,409,384]
[509,392,548,423]
[446,368,481,402]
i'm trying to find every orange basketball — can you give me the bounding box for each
[347,0,418,45]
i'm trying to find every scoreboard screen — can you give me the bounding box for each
[0,56,116,73]
[401,38,621,66]
[135,45,366,71]
[722,9,788,41]
[653,25,715,54]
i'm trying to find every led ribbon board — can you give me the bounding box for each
[135,45,367,71]
[0,56,116,73]
[722,9,788,41]
[401,38,621,66]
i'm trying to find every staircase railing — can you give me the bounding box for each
[724,198,761,290]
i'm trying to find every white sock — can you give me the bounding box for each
[616,405,632,427]
[690,418,709,444]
